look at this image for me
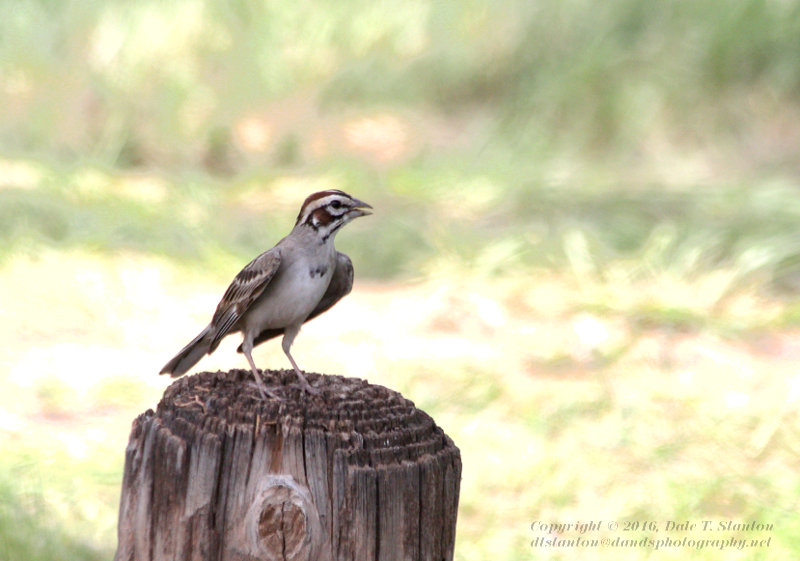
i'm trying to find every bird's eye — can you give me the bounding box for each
[330,200,342,209]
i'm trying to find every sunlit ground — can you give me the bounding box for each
[1,246,798,560]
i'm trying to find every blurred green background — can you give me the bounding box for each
[2,1,799,560]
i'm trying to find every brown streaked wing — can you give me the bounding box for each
[208,249,282,352]
[240,251,354,351]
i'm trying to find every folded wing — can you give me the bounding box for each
[209,249,282,352]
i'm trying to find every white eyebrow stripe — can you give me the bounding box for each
[298,194,353,224]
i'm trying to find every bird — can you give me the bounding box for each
[159,189,372,399]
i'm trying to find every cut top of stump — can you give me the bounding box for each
[158,369,449,468]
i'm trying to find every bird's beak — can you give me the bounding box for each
[349,198,373,218]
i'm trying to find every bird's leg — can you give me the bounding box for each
[241,337,282,400]
[282,328,320,395]
[284,348,321,395]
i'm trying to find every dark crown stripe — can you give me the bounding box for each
[303,189,346,206]
[295,189,352,224]
[295,189,349,224]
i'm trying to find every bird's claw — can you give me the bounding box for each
[246,380,283,401]
[298,381,321,396]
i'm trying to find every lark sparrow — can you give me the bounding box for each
[159,190,372,399]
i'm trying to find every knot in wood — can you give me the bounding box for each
[247,475,320,561]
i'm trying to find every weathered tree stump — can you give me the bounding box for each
[114,369,461,561]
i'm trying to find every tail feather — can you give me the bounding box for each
[159,326,213,378]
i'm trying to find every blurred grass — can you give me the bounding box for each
[2,0,799,288]
[3,0,800,167]
[0,424,124,561]
[2,160,798,301]
[1,1,800,560]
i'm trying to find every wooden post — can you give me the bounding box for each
[114,369,461,561]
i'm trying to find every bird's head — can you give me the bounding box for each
[295,190,372,240]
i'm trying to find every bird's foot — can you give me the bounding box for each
[248,368,283,401]
[297,380,321,396]
[247,381,283,401]
[293,370,321,396]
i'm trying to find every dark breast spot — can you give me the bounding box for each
[309,265,329,279]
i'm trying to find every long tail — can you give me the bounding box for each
[159,326,213,378]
